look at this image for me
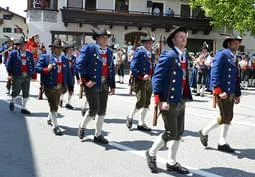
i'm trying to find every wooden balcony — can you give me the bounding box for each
[61,7,212,35]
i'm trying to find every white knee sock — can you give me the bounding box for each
[149,134,165,156]
[197,84,201,94]
[23,98,28,109]
[138,108,147,126]
[167,140,180,165]
[95,115,104,137]
[68,94,72,104]
[129,106,138,119]
[51,111,58,128]
[202,120,219,135]
[80,111,94,128]
[201,85,206,95]
[219,124,230,145]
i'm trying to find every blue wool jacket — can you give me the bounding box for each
[152,48,192,103]
[210,49,241,97]
[6,49,35,77]
[76,43,115,89]
[35,53,73,88]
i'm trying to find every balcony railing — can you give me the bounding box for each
[61,7,212,34]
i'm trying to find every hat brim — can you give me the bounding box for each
[49,45,63,48]
[167,27,187,48]
[223,38,242,48]
[141,39,155,43]
[15,41,27,45]
[92,34,111,40]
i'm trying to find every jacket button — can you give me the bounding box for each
[228,81,230,84]
[228,88,230,91]
[229,68,231,71]
[172,88,175,91]
[173,71,176,75]
[173,79,176,83]
[228,75,231,78]
[171,96,174,99]
[94,69,96,71]
[94,76,96,78]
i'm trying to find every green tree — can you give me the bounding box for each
[190,0,255,36]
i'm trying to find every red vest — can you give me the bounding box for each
[56,61,64,83]
[100,52,108,76]
[21,53,28,72]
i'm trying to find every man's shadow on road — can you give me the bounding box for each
[201,167,255,177]
[204,146,255,160]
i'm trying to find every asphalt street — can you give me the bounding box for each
[0,64,254,177]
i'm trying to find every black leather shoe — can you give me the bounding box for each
[126,116,133,129]
[78,126,85,139]
[199,130,208,147]
[6,90,10,95]
[9,102,14,111]
[81,108,86,117]
[145,150,158,173]
[47,119,53,126]
[137,124,151,132]
[65,103,73,109]
[195,93,200,96]
[217,144,235,153]
[166,162,189,174]
[53,127,63,136]
[59,100,63,107]
[21,109,31,114]
[94,135,109,144]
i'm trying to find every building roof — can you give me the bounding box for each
[0,6,26,21]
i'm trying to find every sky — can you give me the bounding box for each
[0,0,27,17]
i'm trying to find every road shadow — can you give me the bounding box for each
[0,100,37,177]
[202,146,255,160]
[114,93,135,97]
[201,167,255,177]
[104,117,138,124]
[26,112,64,118]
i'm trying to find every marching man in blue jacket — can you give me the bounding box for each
[126,34,155,132]
[77,27,115,144]
[59,43,79,109]
[199,35,242,153]
[146,26,192,174]
[7,37,35,114]
[35,39,73,136]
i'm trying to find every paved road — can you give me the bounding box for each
[0,64,254,177]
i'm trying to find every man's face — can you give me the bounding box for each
[19,43,26,51]
[96,35,109,48]
[228,40,241,52]
[7,40,13,47]
[143,41,154,50]
[53,47,61,56]
[172,31,187,49]
[66,48,73,55]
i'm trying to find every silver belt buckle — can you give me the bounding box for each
[56,83,62,89]
[21,72,28,77]
[101,76,107,82]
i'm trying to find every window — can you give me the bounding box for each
[28,0,58,10]
[192,6,205,19]
[181,4,190,18]
[85,0,96,10]
[67,0,83,8]
[3,27,12,33]
[115,0,129,12]
[14,28,23,33]
[3,14,12,20]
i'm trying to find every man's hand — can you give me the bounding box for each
[8,75,13,80]
[85,81,96,88]
[143,74,150,81]
[159,102,169,111]
[109,88,115,95]
[48,64,53,71]
[235,97,240,104]
[219,92,228,99]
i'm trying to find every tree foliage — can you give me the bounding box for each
[190,0,255,36]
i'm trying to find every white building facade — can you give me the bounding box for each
[26,0,255,52]
[0,7,27,45]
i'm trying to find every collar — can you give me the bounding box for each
[174,47,183,56]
